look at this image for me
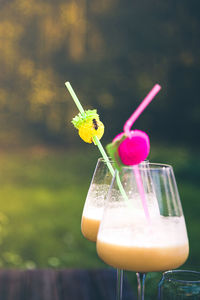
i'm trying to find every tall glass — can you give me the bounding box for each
[96,163,189,300]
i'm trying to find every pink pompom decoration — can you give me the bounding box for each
[118,130,150,165]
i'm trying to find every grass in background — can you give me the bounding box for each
[0,144,199,273]
[0,146,102,269]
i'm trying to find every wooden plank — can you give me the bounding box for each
[0,269,135,300]
[0,270,23,300]
[88,269,136,300]
[22,269,59,300]
[58,269,94,300]
[58,269,135,300]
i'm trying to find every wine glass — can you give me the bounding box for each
[81,157,124,300]
[96,163,189,300]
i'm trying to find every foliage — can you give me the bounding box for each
[0,0,199,147]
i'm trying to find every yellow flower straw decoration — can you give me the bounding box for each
[72,109,104,144]
[65,81,114,175]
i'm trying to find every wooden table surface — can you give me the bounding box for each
[0,269,136,300]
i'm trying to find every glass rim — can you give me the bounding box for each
[97,157,115,165]
[97,158,151,164]
[162,270,200,283]
[115,162,173,171]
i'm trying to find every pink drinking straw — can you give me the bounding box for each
[133,165,151,221]
[124,84,161,134]
[124,84,161,222]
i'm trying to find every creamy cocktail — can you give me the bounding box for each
[97,211,189,272]
[96,164,189,300]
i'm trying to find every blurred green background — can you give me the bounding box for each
[0,0,199,298]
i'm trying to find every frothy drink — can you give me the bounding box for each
[97,205,189,272]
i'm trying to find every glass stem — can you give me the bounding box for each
[116,269,123,300]
[136,272,146,300]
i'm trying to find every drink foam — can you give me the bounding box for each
[82,184,109,220]
[98,211,188,248]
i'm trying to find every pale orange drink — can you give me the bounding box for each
[97,207,189,272]
[81,206,102,242]
[96,164,189,274]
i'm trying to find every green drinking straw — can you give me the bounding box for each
[65,81,128,200]
[65,82,86,117]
